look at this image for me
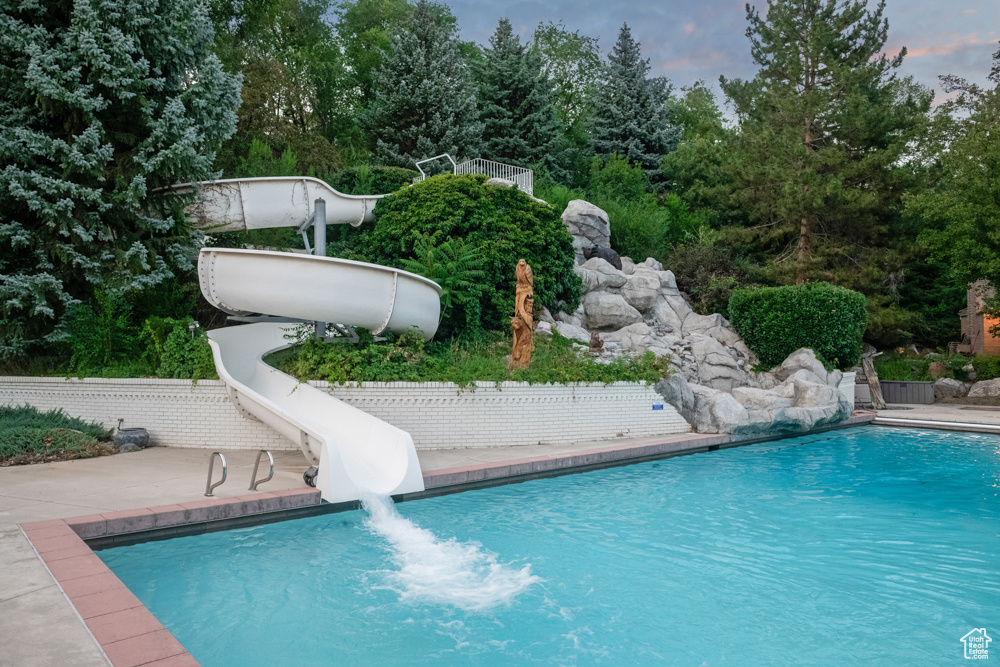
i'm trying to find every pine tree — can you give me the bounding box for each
[361,0,482,169]
[476,18,567,180]
[0,0,241,358]
[590,23,681,179]
[720,0,931,286]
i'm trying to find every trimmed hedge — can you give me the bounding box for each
[728,282,866,370]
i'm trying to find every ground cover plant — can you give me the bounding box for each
[0,405,114,466]
[273,328,672,387]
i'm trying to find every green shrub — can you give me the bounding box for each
[152,318,216,381]
[325,165,419,195]
[972,356,1000,382]
[873,355,931,381]
[65,290,157,377]
[363,174,581,339]
[0,405,112,463]
[276,329,672,387]
[728,282,867,370]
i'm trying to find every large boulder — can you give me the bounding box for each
[689,384,751,434]
[682,312,727,336]
[553,321,591,345]
[773,348,828,384]
[968,378,1000,397]
[575,257,627,292]
[687,333,749,392]
[602,322,678,358]
[622,268,660,311]
[582,246,623,270]
[582,291,642,330]
[650,295,685,333]
[654,373,696,421]
[731,386,792,411]
[934,378,968,400]
[562,200,611,257]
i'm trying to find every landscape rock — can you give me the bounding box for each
[655,270,678,292]
[682,312,727,336]
[773,348,828,384]
[731,386,792,411]
[964,363,978,382]
[620,256,636,275]
[535,321,553,336]
[654,373,696,420]
[968,378,1000,397]
[553,321,591,345]
[582,246,623,270]
[689,384,751,434]
[688,333,749,392]
[650,295,684,333]
[562,200,611,254]
[575,257,628,292]
[639,257,664,271]
[582,291,642,330]
[554,304,585,328]
[622,268,660,310]
[928,361,947,379]
[934,377,968,400]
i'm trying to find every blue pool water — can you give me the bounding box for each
[100,427,1000,665]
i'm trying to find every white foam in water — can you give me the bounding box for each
[360,493,541,611]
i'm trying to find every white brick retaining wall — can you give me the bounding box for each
[0,377,690,452]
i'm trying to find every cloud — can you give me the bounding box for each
[683,23,696,35]
[906,33,984,58]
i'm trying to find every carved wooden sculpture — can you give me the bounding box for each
[509,259,534,370]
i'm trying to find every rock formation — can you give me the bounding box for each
[550,199,854,436]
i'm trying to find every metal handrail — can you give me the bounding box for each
[414,154,457,181]
[249,450,274,491]
[204,452,227,496]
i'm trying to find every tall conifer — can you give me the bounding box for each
[590,23,681,179]
[362,0,482,168]
[720,0,931,285]
[477,18,567,180]
[0,0,241,357]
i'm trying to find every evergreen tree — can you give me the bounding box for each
[361,0,482,168]
[0,0,241,358]
[590,23,681,179]
[720,0,932,287]
[909,45,1000,328]
[477,18,567,180]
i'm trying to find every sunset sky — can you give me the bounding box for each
[445,0,999,104]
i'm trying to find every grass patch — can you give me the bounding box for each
[0,405,114,466]
[872,353,1000,382]
[272,330,673,388]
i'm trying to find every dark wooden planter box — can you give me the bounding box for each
[879,380,935,405]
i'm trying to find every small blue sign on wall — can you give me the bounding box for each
[652,404,664,411]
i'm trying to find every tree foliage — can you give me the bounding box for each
[0,0,241,359]
[910,45,1000,324]
[590,23,681,180]
[361,0,482,169]
[476,18,568,180]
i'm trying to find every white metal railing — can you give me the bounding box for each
[413,155,533,195]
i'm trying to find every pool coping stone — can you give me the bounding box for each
[18,412,876,666]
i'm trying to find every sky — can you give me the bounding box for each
[444,0,999,105]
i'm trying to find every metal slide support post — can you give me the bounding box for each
[313,198,326,339]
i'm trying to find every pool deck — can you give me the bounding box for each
[875,403,1000,431]
[0,415,880,666]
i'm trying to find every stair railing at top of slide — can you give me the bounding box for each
[413,154,534,196]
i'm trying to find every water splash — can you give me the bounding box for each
[360,493,541,611]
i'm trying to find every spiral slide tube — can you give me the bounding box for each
[191,179,441,503]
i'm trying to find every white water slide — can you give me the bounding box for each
[186,178,441,503]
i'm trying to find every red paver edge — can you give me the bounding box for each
[19,488,320,667]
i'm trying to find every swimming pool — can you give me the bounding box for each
[99,427,999,665]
